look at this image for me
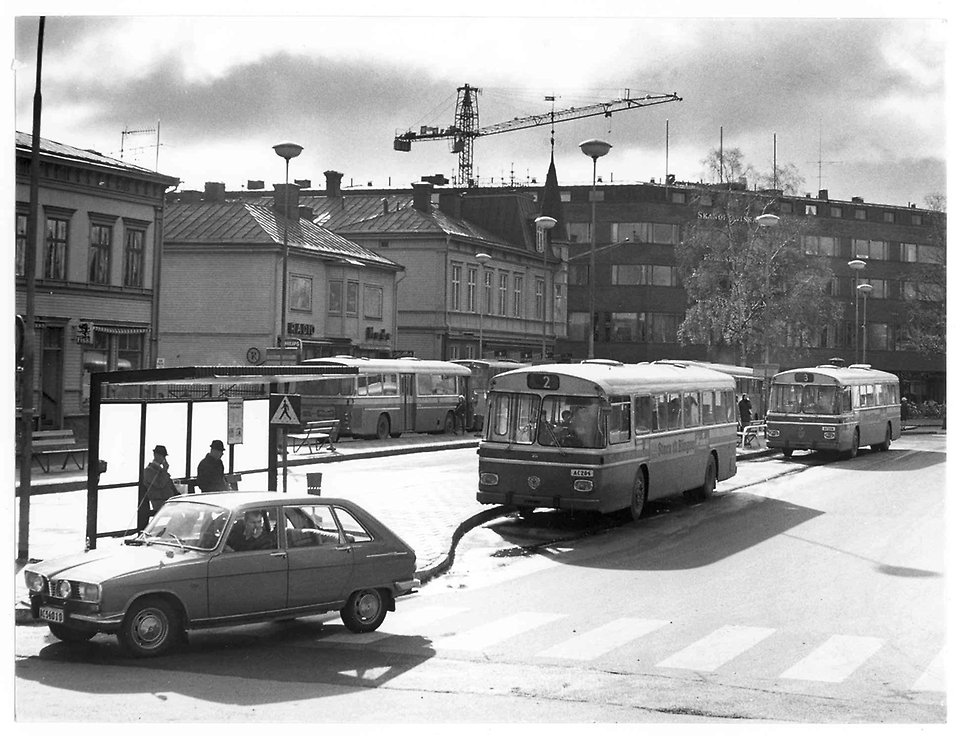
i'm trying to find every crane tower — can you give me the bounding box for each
[394,83,682,187]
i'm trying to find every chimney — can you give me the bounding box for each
[818,189,829,200]
[299,205,314,220]
[438,191,462,219]
[273,183,300,220]
[203,182,226,202]
[178,190,202,203]
[851,196,864,203]
[324,170,343,198]
[412,181,433,212]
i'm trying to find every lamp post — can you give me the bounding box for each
[848,259,866,364]
[535,215,557,361]
[754,213,781,365]
[857,282,873,363]
[273,142,303,353]
[475,252,492,358]
[579,139,611,359]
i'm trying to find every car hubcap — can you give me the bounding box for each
[134,610,166,646]
[356,592,379,622]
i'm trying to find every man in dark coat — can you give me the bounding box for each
[142,445,179,514]
[196,439,229,492]
[738,394,753,429]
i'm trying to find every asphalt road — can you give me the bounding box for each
[13,433,946,723]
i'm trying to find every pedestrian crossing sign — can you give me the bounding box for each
[269,393,302,427]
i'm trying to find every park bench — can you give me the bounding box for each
[31,429,88,473]
[287,419,340,454]
[738,420,766,449]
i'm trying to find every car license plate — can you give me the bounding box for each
[39,606,64,624]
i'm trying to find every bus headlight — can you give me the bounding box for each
[479,473,499,486]
[822,427,836,440]
[573,480,594,493]
[766,429,780,438]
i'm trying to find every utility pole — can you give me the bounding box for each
[18,16,45,562]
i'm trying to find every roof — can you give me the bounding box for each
[492,361,736,395]
[304,357,471,375]
[16,131,179,185]
[164,202,402,270]
[772,365,900,385]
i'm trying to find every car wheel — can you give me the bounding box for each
[782,449,794,458]
[376,414,390,441]
[699,455,717,501]
[340,589,388,633]
[119,596,182,658]
[443,412,456,434]
[625,469,647,521]
[48,623,96,643]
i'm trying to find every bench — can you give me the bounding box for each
[738,420,766,448]
[31,429,88,473]
[287,420,340,454]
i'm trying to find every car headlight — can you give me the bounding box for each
[24,570,45,594]
[56,579,73,599]
[76,582,101,603]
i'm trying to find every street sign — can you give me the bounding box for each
[269,393,302,426]
[227,397,244,444]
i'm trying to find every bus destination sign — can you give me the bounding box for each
[527,373,560,390]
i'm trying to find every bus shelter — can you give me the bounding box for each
[85,364,357,549]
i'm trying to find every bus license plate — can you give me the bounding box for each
[39,606,64,624]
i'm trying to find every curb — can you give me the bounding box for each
[415,505,518,584]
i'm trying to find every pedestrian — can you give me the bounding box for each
[738,394,753,429]
[197,439,229,492]
[141,445,180,515]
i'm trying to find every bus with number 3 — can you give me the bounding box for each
[765,363,901,459]
[477,360,739,519]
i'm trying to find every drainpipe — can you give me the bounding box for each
[149,190,173,367]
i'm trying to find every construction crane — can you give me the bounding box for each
[394,83,682,187]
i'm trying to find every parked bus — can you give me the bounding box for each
[670,361,765,419]
[477,360,738,519]
[452,359,529,430]
[298,357,471,439]
[765,363,901,459]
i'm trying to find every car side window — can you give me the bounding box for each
[283,505,343,548]
[331,507,373,544]
[224,508,279,552]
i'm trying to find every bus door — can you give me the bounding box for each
[400,373,416,432]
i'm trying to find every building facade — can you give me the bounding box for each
[15,133,179,434]
[161,183,403,366]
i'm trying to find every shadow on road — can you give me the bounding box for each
[768,447,944,472]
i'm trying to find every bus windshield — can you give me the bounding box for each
[487,392,605,448]
[770,383,840,414]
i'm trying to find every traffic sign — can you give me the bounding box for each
[269,393,302,426]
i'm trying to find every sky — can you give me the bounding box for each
[5,2,951,209]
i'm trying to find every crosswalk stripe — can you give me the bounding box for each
[911,648,945,692]
[537,618,669,660]
[656,625,775,672]
[440,611,565,651]
[380,605,469,636]
[780,635,884,682]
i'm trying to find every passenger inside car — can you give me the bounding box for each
[225,509,277,551]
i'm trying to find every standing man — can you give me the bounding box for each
[141,445,179,515]
[197,439,229,492]
[738,394,753,429]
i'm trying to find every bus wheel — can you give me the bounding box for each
[782,449,794,458]
[699,456,717,501]
[625,470,647,521]
[376,414,390,441]
[843,429,860,460]
[443,412,456,434]
[872,425,892,452]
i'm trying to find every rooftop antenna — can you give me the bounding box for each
[120,121,161,170]
[807,121,842,191]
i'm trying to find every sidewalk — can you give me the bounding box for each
[15,431,776,624]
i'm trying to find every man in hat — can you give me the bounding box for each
[141,445,179,514]
[196,439,229,492]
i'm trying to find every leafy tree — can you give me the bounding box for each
[675,190,841,366]
[700,146,805,195]
[900,193,946,356]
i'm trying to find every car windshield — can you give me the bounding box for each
[142,503,230,551]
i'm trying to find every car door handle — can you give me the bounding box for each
[271,551,287,559]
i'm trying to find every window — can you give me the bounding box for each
[16,213,27,277]
[900,243,917,262]
[701,390,717,425]
[802,235,839,256]
[282,504,342,548]
[854,209,866,220]
[911,213,922,226]
[805,204,818,216]
[332,506,373,544]
[853,239,888,260]
[683,392,701,427]
[450,264,462,311]
[670,191,686,204]
[648,313,680,343]
[567,222,590,243]
[635,396,655,434]
[513,275,523,318]
[779,202,793,215]
[569,264,589,285]
[607,395,631,444]
[609,312,639,342]
[290,275,313,311]
[417,373,460,396]
[116,332,143,371]
[866,323,891,351]
[466,267,477,312]
[225,508,280,552]
[122,228,145,287]
[830,206,843,218]
[498,272,508,315]
[883,211,895,223]
[483,270,493,314]
[610,264,677,286]
[862,278,887,299]
[44,217,69,280]
[363,284,383,319]
[345,281,359,316]
[917,245,942,264]
[560,191,572,203]
[535,278,545,320]
[89,222,112,284]
[328,280,343,313]
[568,312,590,341]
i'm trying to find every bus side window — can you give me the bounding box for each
[635,396,654,434]
[683,392,700,427]
[655,394,669,431]
[842,387,853,412]
[608,396,631,444]
[701,391,715,425]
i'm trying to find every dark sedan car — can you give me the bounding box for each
[23,493,419,657]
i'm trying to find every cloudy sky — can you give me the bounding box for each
[7,3,949,208]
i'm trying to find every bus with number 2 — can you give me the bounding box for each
[765,363,901,459]
[477,360,738,519]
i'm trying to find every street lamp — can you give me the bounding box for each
[754,213,781,365]
[848,259,866,363]
[273,142,303,352]
[579,138,611,360]
[535,215,557,361]
[857,282,873,363]
[475,252,492,358]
